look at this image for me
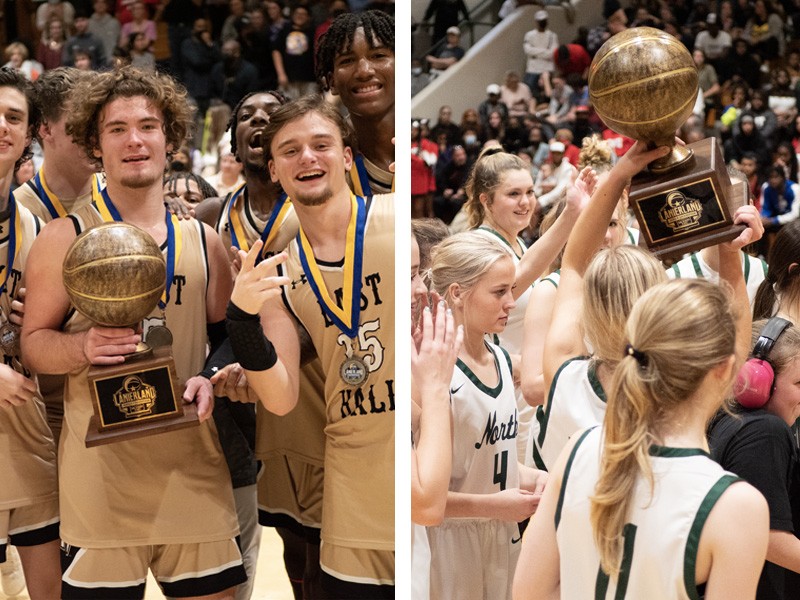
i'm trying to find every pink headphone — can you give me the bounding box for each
[734,317,793,408]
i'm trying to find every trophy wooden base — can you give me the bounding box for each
[85,346,199,447]
[630,137,746,262]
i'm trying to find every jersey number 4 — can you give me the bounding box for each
[494,450,508,491]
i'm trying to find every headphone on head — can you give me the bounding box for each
[734,317,793,408]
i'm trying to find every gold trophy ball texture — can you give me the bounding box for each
[63,222,166,327]
[588,27,699,169]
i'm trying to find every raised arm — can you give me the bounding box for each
[542,143,669,389]
[513,166,595,297]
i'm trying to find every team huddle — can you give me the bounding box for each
[411,132,800,599]
[0,9,395,600]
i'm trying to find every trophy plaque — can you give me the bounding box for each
[62,222,198,447]
[588,27,746,261]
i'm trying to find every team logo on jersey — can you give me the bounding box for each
[658,191,703,233]
[113,375,158,418]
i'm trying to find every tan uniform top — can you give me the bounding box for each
[280,193,395,550]
[215,186,326,467]
[58,204,238,547]
[346,154,394,197]
[0,202,57,510]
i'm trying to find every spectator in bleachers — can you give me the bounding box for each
[718,38,762,91]
[570,104,600,147]
[273,5,318,99]
[426,26,465,76]
[265,0,289,45]
[525,125,550,178]
[62,10,105,70]
[242,7,279,91]
[694,13,731,68]
[459,107,484,142]
[717,0,737,32]
[412,120,438,218]
[748,89,779,142]
[87,0,119,67]
[523,10,557,100]
[159,0,202,79]
[221,0,245,42]
[587,0,627,56]
[485,109,506,146]
[785,50,800,86]
[118,1,156,50]
[210,40,259,110]
[544,73,574,124]
[533,140,576,209]
[460,125,483,162]
[411,57,430,97]
[314,1,350,51]
[434,144,470,223]
[745,0,785,61]
[205,150,244,198]
[182,18,221,120]
[37,17,67,71]
[767,67,797,133]
[725,112,772,175]
[720,81,750,135]
[36,0,75,36]
[423,0,469,46]
[552,43,590,81]
[431,105,461,146]
[694,48,721,123]
[501,70,533,119]
[774,141,799,184]
[553,127,580,166]
[478,83,508,129]
[740,152,763,210]
[4,42,43,80]
[128,30,155,70]
[761,165,800,232]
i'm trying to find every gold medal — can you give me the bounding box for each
[340,356,368,386]
[0,322,20,356]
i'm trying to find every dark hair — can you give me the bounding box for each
[227,90,288,160]
[33,67,88,126]
[163,171,218,199]
[315,10,395,91]
[0,67,40,171]
[261,94,355,160]
[754,220,800,318]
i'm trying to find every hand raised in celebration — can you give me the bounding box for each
[230,240,290,315]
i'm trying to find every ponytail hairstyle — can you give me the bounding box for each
[753,220,800,319]
[582,245,666,368]
[464,146,529,229]
[591,279,738,577]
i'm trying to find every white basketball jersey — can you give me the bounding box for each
[557,427,740,600]
[667,251,767,308]
[449,343,520,495]
[473,227,533,464]
[532,357,606,471]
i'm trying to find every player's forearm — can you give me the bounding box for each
[412,399,452,525]
[515,202,578,293]
[244,362,297,416]
[767,530,800,574]
[22,329,88,375]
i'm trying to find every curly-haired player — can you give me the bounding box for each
[316,10,395,196]
[22,66,246,598]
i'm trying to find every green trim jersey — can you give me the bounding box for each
[532,357,606,471]
[474,226,533,464]
[428,342,521,600]
[0,204,56,510]
[278,194,394,551]
[666,251,767,308]
[557,427,740,600]
[59,205,239,547]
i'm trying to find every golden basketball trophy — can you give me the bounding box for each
[588,27,746,261]
[63,223,198,447]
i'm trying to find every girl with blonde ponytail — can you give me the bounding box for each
[513,280,769,600]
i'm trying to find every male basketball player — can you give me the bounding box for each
[226,95,395,598]
[21,66,246,598]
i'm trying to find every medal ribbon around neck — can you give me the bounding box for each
[351,153,395,195]
[227,185,291,264]
[297,193,365,338]
[0,195,21,299]
[95,188,182,310]
[34,169,67,219]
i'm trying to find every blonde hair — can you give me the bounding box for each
[592,279,738,577]
[582,246,666,367]
[578,134,613,171]
[464,147,529,229]
[429,231,510,300]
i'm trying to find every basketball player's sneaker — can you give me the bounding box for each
[0,546,26,597]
